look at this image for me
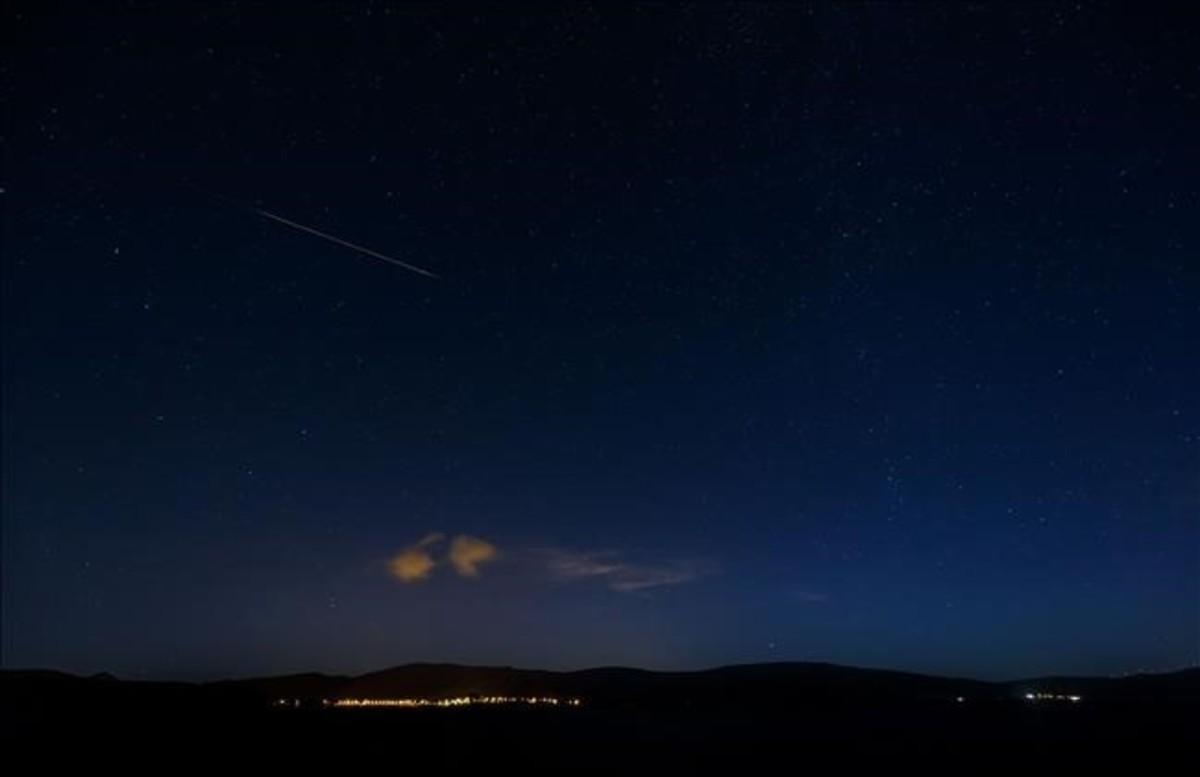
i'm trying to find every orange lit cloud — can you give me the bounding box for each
[388,533,445,582]
[449,535,499,577]
[389,533,499,582]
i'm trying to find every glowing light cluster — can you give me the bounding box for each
[1023,692,1082,703]
[328,695,582,708]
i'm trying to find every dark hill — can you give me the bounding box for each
[206,672,350,703]
[339,661,997,707]
[1001,667,1200,701]
[4,661,1197,710]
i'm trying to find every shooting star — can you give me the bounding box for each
[254,208,439,279]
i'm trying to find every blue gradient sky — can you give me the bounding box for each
[3,3,1197,680]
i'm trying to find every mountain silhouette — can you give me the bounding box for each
[4,662,1196,769]
[6,661,1197,707]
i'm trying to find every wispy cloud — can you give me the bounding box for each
[541,549,711,594]
[792,590,830,604]
[543,551,624,581]
[448,535,499,578]
[608,565,705,593]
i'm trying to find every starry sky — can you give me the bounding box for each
[3,3,1197,681]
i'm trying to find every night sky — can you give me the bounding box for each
[3,3,1197,682]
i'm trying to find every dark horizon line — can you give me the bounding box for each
[5,658,1197,687]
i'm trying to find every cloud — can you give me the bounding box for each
[544,551,624,580]
[387,536,705,591]
[389,533,499,582]
[448,535,499,578]
[416,532,446,548]
[388,533,445,582]
[793,590,830,604]
[608,565,704,593]
[542,549,710,593]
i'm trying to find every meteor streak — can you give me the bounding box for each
[255,208,439,279]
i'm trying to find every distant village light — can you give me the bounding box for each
[1023,691,1084,703]
[325,696,582,708]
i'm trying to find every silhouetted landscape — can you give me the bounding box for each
[4,662,1196,768]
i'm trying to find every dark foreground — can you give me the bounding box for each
[4,664,1195,770]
